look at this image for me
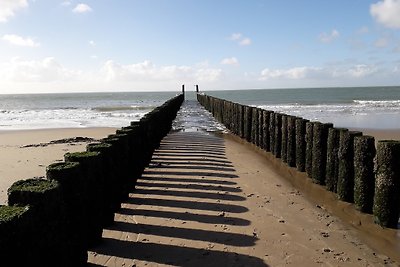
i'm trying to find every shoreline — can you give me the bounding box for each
[1,126,400,205]
[0,127,117,204]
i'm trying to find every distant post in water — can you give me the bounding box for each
[182,84,185,95]
[195,84,199,93]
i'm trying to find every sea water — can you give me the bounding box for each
[0,86,399,130]
[0,91,178,130]
[205,86,400,129]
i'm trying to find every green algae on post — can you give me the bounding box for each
[326,128,348,192]
[311,122,333,184]
[373,140,400,228]
[354,135,376,214]
[337,131,363,202]
[295,118,308,172]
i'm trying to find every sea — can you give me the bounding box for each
[0,86,399,130]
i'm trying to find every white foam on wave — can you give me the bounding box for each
[0,108,148,130]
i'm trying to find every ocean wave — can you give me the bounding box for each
[93,105,155,112]
[353,99,400,107]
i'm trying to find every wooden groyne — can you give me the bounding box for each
[0,94,184,267]
[197,93,400,229]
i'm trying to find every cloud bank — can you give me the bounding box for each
[370,0,400,29]
[0,0,28,23]
[2,34,40,47]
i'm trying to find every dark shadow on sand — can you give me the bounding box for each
[89,131,268,266]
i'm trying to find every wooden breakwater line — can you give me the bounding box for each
[197,93,400,229]
[0,94,184,267]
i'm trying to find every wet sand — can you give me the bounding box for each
[1,126,400,265]
[88,130,400,266]
[0,127,117,204]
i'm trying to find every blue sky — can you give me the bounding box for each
[0,0,399,93]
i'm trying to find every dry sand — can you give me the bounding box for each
[88,130,400,267]
[0,127,117,204]
[1,127,400,266]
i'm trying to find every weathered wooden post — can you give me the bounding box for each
[274,113,282,158]
[287,116,297,167]
[337,131,363,202]
[269,112,275,154]
[305,121,314,177]
[244,106,252,142]
[281,115,288,162]
[263,110,271,152]
[354,135,376,213]
[373,140,400,228]
[295,118,309,172]
[239,104,245,138]
[195,84,199,93]
[251,107,259,145]
[258,108,264,148]
[311,122,333,184]
[326,128,348,192]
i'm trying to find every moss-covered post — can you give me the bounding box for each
[269,112,275,154]
[263,110,271,152]
[325,128,348,192]
[7,178,68,265]
[354,135,376,213]
[337,131,363,202]
[305,121,314,177]
[251,107,259,145]
[244,106,252,142]
[281,115,288,162]
[64,151,104,246]
[274,113,282,158]
[238,104,245,138]
[46,162,89,263]
[373,140,400,228]
[258,108,263,148]
[311,122,333,184]
[0,205,32,266]
[295,118,309,172]
[287,116,297,167]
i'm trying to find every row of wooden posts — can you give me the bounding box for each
[0,94,184,266]
[197,93,400,229]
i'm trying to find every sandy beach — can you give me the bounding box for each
[0,127,117,204]
[1,126,400,265]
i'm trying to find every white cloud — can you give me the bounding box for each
[370,0,400,29]
[221,57,239,66]
[73,3,92,13]
[2,34,40,47]
[101,60,222,83]
[0,57,81,82]
[259,64,379,81]
[239,38,252,46]
[0,0,28,23]
[260,67,322,80]
[230,33,252,46]
[348,64,377,78]
[319,29,340,43]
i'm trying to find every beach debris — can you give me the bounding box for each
[21,137,97,148]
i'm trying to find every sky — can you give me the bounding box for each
[0,0,400,94]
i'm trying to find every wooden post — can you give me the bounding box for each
[373,140,400,228]
[354,135,376,213]
[337,131,363,202]
[326,128,348,192]
[311,122,333,184]
[287,116,297,167]
[295,118,309,172]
